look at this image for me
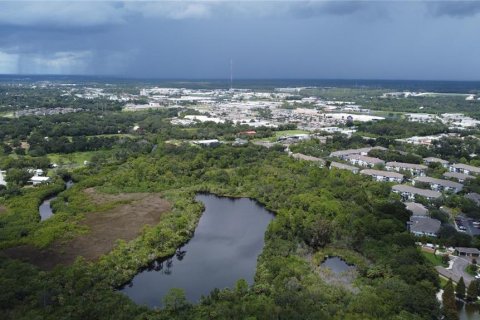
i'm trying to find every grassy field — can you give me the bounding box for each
[48,151,103,168]
[255,129,310,142]
[422,251,448,267]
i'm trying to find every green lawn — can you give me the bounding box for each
[422,251,448,267]
[48,151,104,168]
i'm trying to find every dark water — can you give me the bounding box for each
[120,194,274,308]
[321,257,354,274]
[458,301,480,320]
[39,180,73,221]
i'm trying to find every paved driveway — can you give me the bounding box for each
[436,256,474,284]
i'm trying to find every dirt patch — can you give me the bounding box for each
[84,188,150,205]
[0,205,7,214]
[2,193,170,270]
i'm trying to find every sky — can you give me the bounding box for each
[0,0,479,80]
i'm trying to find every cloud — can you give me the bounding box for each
[0,52,19,74]
[427,0,480,18]
[0,2,126,28]
[17,51,92,74]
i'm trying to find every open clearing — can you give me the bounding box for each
[2,189,170,270]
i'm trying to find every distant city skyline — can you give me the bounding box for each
[0,1,479,80]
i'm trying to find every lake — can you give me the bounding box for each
[120,193,274,308]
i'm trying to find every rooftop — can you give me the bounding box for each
[405,202,429,216]
[392,184,442,199]
[330,161,359,172]
[386,161,428,170]
[345,154,385,164]
[414,176,463,189]
[409,217,441,235]
[443,171,475,181]
[423,157,449,164]
[451,163,480,173]
[360,169,403,179]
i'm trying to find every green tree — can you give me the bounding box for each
[456,277,465,300]
[163,288,189,312]
[466,281,478,302]
[5,168,32,186]
[442,279,459,320]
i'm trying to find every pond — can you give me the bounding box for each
[321,257,354,274]
[39,180,73,221]
[459,301,480,320]
[120,193,274,308]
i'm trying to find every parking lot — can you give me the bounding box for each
[454,216,480,236]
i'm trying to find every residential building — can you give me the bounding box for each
[392,184,442,201]
[405,202,429,217]
[413,176,463,193]
[443,171,475,183]
[193,139,220,147]
[329,162,359,174]
[466,193,480,206]
[329,146,386,160]
[423,157,449,168]
[385,161,428,177]
[291,153,325,166]
[360,169,404,183]
[455,247,480,258]
[345,154,384,168]
[329,147,373,159]
[449,163,480,176]
[408,216,441,237]
[30,176,51,185]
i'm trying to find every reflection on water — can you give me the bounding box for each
[120,194,274,308]
[458,301,480,320]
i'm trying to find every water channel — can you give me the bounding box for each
[39,180,74,221]
[121,193,274,308]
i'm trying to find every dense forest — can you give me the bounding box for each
[0,143,441,319]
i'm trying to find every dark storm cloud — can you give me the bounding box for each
[428,1,480,18]
[0,1,479,79]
